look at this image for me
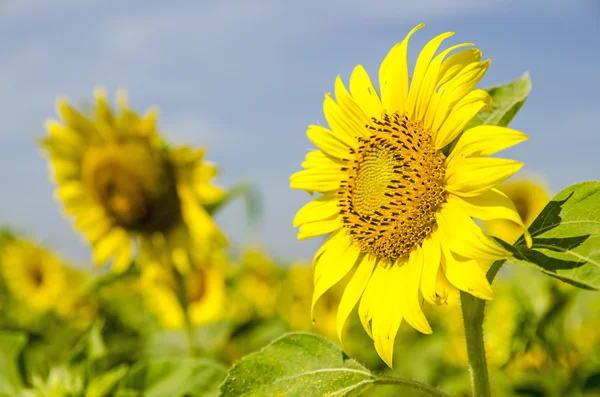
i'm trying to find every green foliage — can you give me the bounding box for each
[0,331,27,396]
[499,181,600,290]
[219,332,376,397]
[117,358,226,397]
[219,332,449,397]
[86,365,128,397]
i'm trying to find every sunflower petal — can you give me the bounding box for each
[442,246,493,300]
[323,95,365,146]
[405,31,455,117]
[403,246,432,334]
[311,235,355,318]
[290,168,345,192]
[298,216,341,240]
[434,90,491,149]
[449,125,529,162]
[336,254,376,344]
[293,194,339,227]
[421,234,442,305]
[445,157,523,197]
[349,65,383,120]
[307,125,354,160]
[358,264,387,338]
[438,205,508,261]
[379,23,424,113]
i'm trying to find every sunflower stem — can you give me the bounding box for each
[175,270,197,356]
[375,375,449,396]
[460,260,505,397]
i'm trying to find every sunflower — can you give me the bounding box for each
[290,23,531,367]
[277,263,339,340]
[142,251,226,329]
[0,239,65,312]
[484,178,550,244]
[41,89,225,273]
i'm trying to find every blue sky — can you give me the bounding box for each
[1,0,599,265]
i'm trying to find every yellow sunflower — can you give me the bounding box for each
[277,263,340,340]
[0,239,65,312]
[484,178,551,244]
[290,23,530,367]
[41,89,226,273]
[141,251,226,329]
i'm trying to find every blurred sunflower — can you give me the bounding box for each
[484,178,551,244]
[0,239,65,312]
[40,89,225,273]
[230,248,283,320]
[142,251,226,329]
[277,263,339,340]
[54,269,98,330]
[290,23,530,366]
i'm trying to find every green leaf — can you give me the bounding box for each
[117,358,226,397]
[0,331,27,396]
[499,181,600,290]
[86,365,129,397]
[219,332,376,397]
[466,72,532,130]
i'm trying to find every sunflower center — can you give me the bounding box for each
[82,140,181,232]
[512,195,529,222]
[29,263,44,287]
[339,112,446,260]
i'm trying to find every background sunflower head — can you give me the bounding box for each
[40,89,227,274]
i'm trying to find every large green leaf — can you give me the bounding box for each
[0,331,27,396]
[466,72,532,130]
[499,181,600,290]
[117,357,226,397]
[219,332,375,397]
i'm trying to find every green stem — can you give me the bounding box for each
[375,376,449,397]
[459,260,505,397]
[175,271,196,356]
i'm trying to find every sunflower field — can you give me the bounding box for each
[1,19,600,397]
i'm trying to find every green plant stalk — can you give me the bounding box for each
[460,260,505,397]
[175,270,197,356]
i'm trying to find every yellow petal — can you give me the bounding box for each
[349,65,383,120]
[416,43,472,122]
[298,216,341,240]
[301,150,344,169]
[333,76,370,138]
[290,168,345,193]
[311,234,355,317]
[434,90,491,149]
[358,264,387,339]
[111,242,132,273]
[323,95,365,147]
[293,194,339,227]
[406,31,455,119]
[378,23,423,113]
[45,120,85,146]
[372,263,405,368]
[92,228,128,265]
[445,157,523,197]
[56,100,97,135]
[437,205,508,261]
[336,254,376,344]
[421,235,442,305]
[402,246,432,334]
[307,124,353,160]
[441,246,493,300]
[438,48,482,87]
[448,125,529,163]
[449,189,532,247]
[432,60,490,132]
